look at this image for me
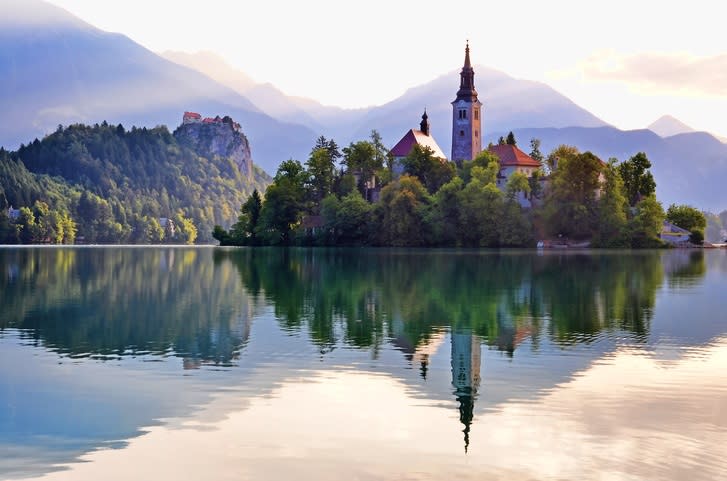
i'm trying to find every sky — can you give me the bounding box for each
[44,0,727,136]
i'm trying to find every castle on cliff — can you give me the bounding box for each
[183,112,242,133]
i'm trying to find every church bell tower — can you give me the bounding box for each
[451,42,482,165]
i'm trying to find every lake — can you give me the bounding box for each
[1,247,726,480]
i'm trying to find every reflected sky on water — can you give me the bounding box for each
[1,247,726,480]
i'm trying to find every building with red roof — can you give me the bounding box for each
[486,143,543,205]
[390,110,447,176]
[183,112,202,124]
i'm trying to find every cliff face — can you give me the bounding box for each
[173,116,253,178]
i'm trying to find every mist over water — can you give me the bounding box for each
[1,247,726,480]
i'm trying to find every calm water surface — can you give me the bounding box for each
[1,247,726,480]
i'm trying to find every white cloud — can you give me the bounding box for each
[580,50,727,98]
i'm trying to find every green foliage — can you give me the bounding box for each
[259,160,308,245]
[619,152,656,206]
[342,137,384,198]
[629,195,665,248]
[506,131,517,146]
[544,149,603,239]
[665,204,706,245]
[460,150,499,184]
[457,168,503,247]
[689,230,704,245]
[222,190,263,246]
[306,147,337,206]
[429,176,464,246]
[401,144,455,194]
[321,191,373,245]
[593,160,629,247]
[377,175,431,246]
[1,122,269,244]
[665,204,706,232]
[500,200,533,247]
[529,138,544,166]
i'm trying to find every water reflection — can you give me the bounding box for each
[1,247,725,480]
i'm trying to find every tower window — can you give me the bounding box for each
[474,110,479,120]
[475,130,478,137]
[460,130,464,137]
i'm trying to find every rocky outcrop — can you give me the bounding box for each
[173,115,253,178]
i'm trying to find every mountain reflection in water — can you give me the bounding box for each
[1,247,725,481]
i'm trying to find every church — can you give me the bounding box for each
[390,43,541,200]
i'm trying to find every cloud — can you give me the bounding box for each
[578,50,727,97]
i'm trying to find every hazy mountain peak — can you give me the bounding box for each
[0,0,93,31]
[648,115,695,138]
[162,50,258,93]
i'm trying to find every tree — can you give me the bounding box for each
[259,160,308,245]
[173,212,197,245]
[498,136,506,145]
[458,166,503,247]
[529,138,544,166]
[369,130,390,181]
[593,160,629,247]
[17,207,39,243]
[429,176,464,246]
[619,152,656,206]
[460,149,500,184]
[323,191,373,245]
[500,172,533,247]
[629,195,665,247]
[145,217,164,244]
[545,145,579,173]
[342,140,381,198]
[401,144,455,194]
[212,225,229,245]
[228,190,263,245]
[312,136,341,165]
[377,175,431,246]
[666,204,706,245]
[306,147,336,206]
[506,131,517,146]
[544,149,603,239]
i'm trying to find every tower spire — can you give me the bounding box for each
[455,41,478,102]
[420,108,430,136]
[464,39,471,69]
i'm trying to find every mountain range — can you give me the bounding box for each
[2,0,726,211]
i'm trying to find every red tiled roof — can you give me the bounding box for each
[488,144,541,168]
[390,129,447,159]
[184,112,201,119]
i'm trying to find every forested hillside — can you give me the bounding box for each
[0,122,270,244]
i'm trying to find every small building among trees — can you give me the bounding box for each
[390,110,447,177]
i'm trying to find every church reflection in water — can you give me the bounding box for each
[451,330,481,453]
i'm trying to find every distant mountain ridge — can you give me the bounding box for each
[0,0,316,173]
[163,51,609,154]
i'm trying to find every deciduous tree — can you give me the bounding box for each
[619,152,656,206]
